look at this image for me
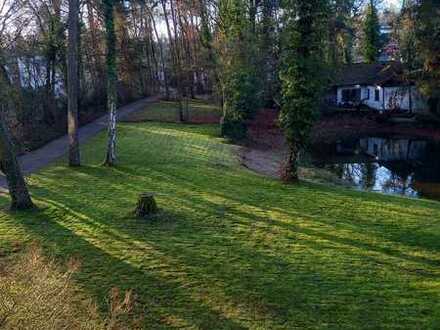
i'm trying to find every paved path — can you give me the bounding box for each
[0,96,159,192]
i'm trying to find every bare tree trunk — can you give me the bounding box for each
[0,110,34,210]
[161,0,184,121]
[86,0,104,95]
[149,10,169,99]
[67,0,80,166]
[169,0,185,121]
[103,0,118,166]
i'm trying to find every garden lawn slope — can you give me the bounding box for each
[122,100,222,124]
[1,122,440,329]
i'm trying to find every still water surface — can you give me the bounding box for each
[312,135,440,201]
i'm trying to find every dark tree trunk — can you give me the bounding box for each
[67,0,81,167]
[282,143,300,183]
[0,111,34,211]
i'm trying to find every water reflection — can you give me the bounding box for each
[312,136,440,200]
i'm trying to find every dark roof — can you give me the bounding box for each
[333,61,406,87]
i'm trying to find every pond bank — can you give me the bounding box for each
[241,109,351,186]
[241,109,440,200]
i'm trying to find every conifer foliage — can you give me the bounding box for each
[362,0,381,63]
[219,0,261,140]
[279,0,329,182]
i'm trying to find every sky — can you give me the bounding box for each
[383,0,402,11]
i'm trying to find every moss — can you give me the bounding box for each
[1,122,440,328]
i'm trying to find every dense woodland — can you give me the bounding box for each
[0,0,439,209]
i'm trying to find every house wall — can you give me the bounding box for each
[382,86,427,112]
[337,86,383,109]
[337,85,427,112]
[363,86,383,110]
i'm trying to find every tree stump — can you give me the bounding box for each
[135,193,158,218]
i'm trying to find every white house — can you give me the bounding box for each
[333,62,427,112]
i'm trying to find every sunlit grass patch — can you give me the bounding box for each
[1,122,440,328]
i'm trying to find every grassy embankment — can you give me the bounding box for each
[1,101,440,328]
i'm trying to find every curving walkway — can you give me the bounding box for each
[0,96,159,192]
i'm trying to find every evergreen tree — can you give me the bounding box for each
[219,0,261,140]
[328,0,358,66]
[279,0,328,182]
[398,1,418,70]
[414,0,440,114]
[362,0,380,63]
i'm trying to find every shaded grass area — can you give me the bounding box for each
[2,122,440,328]
[122,100,222,124]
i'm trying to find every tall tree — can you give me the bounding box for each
[219,0,260,140]
[0,66,34,210]
[103,0,118,166]
[279,0,328,182]
[328,0,359,66]
[361,0,380,63]
[160,0,186,121]
[0,0,34,210]
[398,1,418,70]
[259,0,280,106]
[67,0,81,166]
[414,0,440,114]
[0,114,34,210]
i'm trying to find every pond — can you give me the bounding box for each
[311,135,440,201]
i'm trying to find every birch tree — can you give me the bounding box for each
[67,0,80,166]
[103,0,118,166]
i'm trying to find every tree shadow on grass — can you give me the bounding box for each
[7,119,440,329]
[0,195,249,330]
[34,161,440,267]
[19,179,440,329]
[36,162,440,270]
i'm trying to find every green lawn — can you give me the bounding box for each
[123,100,222,124]
[2,122,440,329]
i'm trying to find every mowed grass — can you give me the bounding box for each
[2,122,440,328]
[123,100,222,124]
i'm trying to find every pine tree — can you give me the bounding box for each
[279,0,328,182]
[362,0,380,63]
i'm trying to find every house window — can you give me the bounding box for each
[375,89,380,101]
[365,88,370,100]
[342,89,350,102]
[341,88,361,103]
